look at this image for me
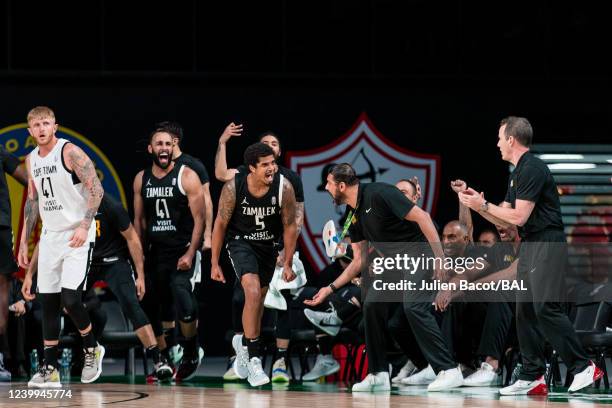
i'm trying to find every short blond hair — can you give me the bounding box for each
[27,106,56,123]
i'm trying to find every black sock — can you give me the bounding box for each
[277,348,288,361]
[43,345,59,369]
[318,336,333,355]
[81,331,96,349]
[163,327,177,349]
[147,345,161,364]
[182,335,198,359]
[246,337,261,360]
[241,335,247,347]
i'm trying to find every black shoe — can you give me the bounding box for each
[173,347,203,382]
[155,358,173,381]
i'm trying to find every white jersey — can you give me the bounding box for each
[29,138,91,232]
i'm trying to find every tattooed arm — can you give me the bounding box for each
[178,167,205,271]
[64,143,104,247]
[210,179,236,283]
[295,201,304,235]
[280,179,298,282]
[18,155,38,268]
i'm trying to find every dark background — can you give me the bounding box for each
[1,1,610,355]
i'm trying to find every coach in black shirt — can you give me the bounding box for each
[306,164,461,393]
[460,116,598,395]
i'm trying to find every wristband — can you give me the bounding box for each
[329,283,338,293]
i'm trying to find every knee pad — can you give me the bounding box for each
[173,286,198,323]
[61,288,91,331]
[39,293,61,340]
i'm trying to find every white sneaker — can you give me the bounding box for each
[391,360,417,384]
[499,375,548,396]
[302,354,340,381]
[304,308,342,336]
[463,362,502,387]
[27,365,61,388]
[247,357,270,387]
[271,358,290,383]
[568,361,603,393]
[223,356,241,381]
[231,335,249,379]
[427,367,464,391]
[81,344,105,384]
[401,365,436,385]
[352,372,391,392]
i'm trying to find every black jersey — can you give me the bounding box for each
[141,164,193,250]
[227,171,284,244]
[92,194,131,265]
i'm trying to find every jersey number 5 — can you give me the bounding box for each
[156,198,170,219]
[255,215,266,230]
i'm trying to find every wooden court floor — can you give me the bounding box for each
[2,377,612,407]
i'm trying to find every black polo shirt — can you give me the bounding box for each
[238,164,304,203]
[0,146,20,228]
[504,152,563,239]
[174,153,210,185]
[92,194,131,265]
[347,182,426,243]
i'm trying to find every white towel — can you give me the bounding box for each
[264,251,307,310]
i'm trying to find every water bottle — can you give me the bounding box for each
[510,363,522,384]
[30,349,39,376]
[60,349,70,380]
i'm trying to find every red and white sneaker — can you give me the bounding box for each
[568,361,603,393]
[499,375,548,396]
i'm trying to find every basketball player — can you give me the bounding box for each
[17,106,104,387]
[154,121,213,368]
[0,146,27,381]
[211,142,298,387]
[215,124,305,381]
[23,192,173,380]
[306,164,463,392]
[459,116,602,395]
[133,129,205,381]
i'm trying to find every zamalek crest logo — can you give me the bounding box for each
[0,124,126,278]
[286,113,440,271]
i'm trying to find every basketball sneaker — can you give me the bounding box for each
[81,344,105,384]
[568,361,603,393]
[271,357,290,383]
[232,334,249,379]
[401,364,436,385]
[174,347,204,382]
[28,364,61,388]
[223,356,241,381]
[427,366,464,391]
[499,375,548,396]
[247,357,270,387]
[463,362,502,387]
[352,372,390,392]
[302,354,340,381]
[391,359,417,384]
[304,308,342,336]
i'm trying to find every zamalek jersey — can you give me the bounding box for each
[29,138,91,232]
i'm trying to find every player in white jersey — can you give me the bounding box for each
[18,106,105,388]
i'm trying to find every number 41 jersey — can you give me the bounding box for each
[141,164,194,250]
[29,138,90,232]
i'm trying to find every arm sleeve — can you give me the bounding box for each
[376,184,415,219]
[516,165,546,202]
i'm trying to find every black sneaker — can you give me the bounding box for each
[173,347,203,382]
[155,357,173,381]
